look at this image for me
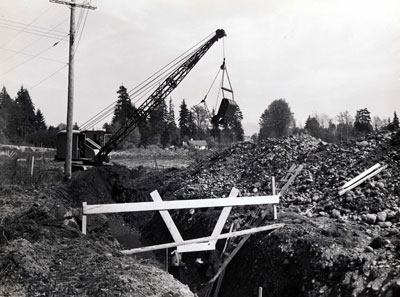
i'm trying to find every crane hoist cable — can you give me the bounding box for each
[198,56,238,125]
[80,31,218,131]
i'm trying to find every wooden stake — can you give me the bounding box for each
[272,176,277,220]
[82,202,87,235]
[30,156,35,177]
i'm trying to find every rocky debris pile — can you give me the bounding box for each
[221,213,400,297]
[134,132,400,296]
[160,132,400,226]
[0,183,195,297]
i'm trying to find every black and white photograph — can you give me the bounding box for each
[0,0,399,296]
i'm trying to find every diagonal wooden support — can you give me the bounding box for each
[178,187,239,253]
[151,191,183,243]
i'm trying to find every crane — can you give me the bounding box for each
[55,29,226,166]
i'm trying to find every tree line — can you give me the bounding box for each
[102,85,245,149]
[1,84,397,149]
[257,98,399,142]
[0,86,60,147]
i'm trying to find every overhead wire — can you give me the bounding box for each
[74,0,91,56]
[28,63,68,91]
[0,47,66,64]
[0,23,67,40]
[0,38,64,76]
[0,18,67,35]
[81,32,215,130]
[0,18,68,64]
[0,5,53,48]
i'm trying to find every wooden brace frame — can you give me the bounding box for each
[81,187,280,254]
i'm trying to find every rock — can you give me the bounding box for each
[377,211,387,222]
[378,222,392,228]
[365,246,374,252]
[332,209,341,218]
[363,214,377,224]
[376,182,385,189]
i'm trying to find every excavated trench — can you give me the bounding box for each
[70,163,400,297]
[70,132,400,296]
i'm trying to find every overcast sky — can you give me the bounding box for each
[1,0,399,135]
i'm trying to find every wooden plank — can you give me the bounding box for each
[177,241,215,253]
[338,165,387,196]
[121,223,284,255]
[210,188,239,240]
[82,202,87,235]
[279,165,303,195]
[83,195,280,215]
[150,190,183,243]
[213,268,226,297]
[340,163,381,189]
[178,188,239,253]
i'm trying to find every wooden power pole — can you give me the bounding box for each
[49,0,96,180]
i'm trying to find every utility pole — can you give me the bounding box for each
[49,0,96,180]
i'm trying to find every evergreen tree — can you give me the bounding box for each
[354,108,372,134]
[34,109,47,130]
[188,111,197,139]
[148,98,168,144]
[112,85,134,127]
[231,106,244,142]
[392,112,399,131]
[166,97,179,146]
[210,108,221,144]
[304,116,321,138]
[179,99,190,141]
[0,87,13,135]
[15,86,36,140]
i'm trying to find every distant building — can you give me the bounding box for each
[187,140,208,150]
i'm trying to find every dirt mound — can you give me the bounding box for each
[0,179,195,296]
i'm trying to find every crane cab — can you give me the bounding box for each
[55,130,110,164]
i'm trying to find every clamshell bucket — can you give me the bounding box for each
[211,98,238,124]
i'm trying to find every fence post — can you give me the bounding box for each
[272,176,277,220]
[30,156,35,177]
[82,202,87,235]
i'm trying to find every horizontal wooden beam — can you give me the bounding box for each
[121,223,285,255]
[83,195,280,215]
[177,241,215,253]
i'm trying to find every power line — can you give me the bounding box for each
[0,18,68,64]
[1,39,63,76]
[74,0,91,55]
[0,18,67,35]
[0,6,54,48]
[0,47,66,64]
[28,63,68,90]
[0,23,67,40]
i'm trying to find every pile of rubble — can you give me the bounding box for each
[164,132,400,226]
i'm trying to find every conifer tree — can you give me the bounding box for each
[354,108,373,133]
[34,109,47,130]
[179,99,190,141]
[15,86,36,140]
[393,111,399,130]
